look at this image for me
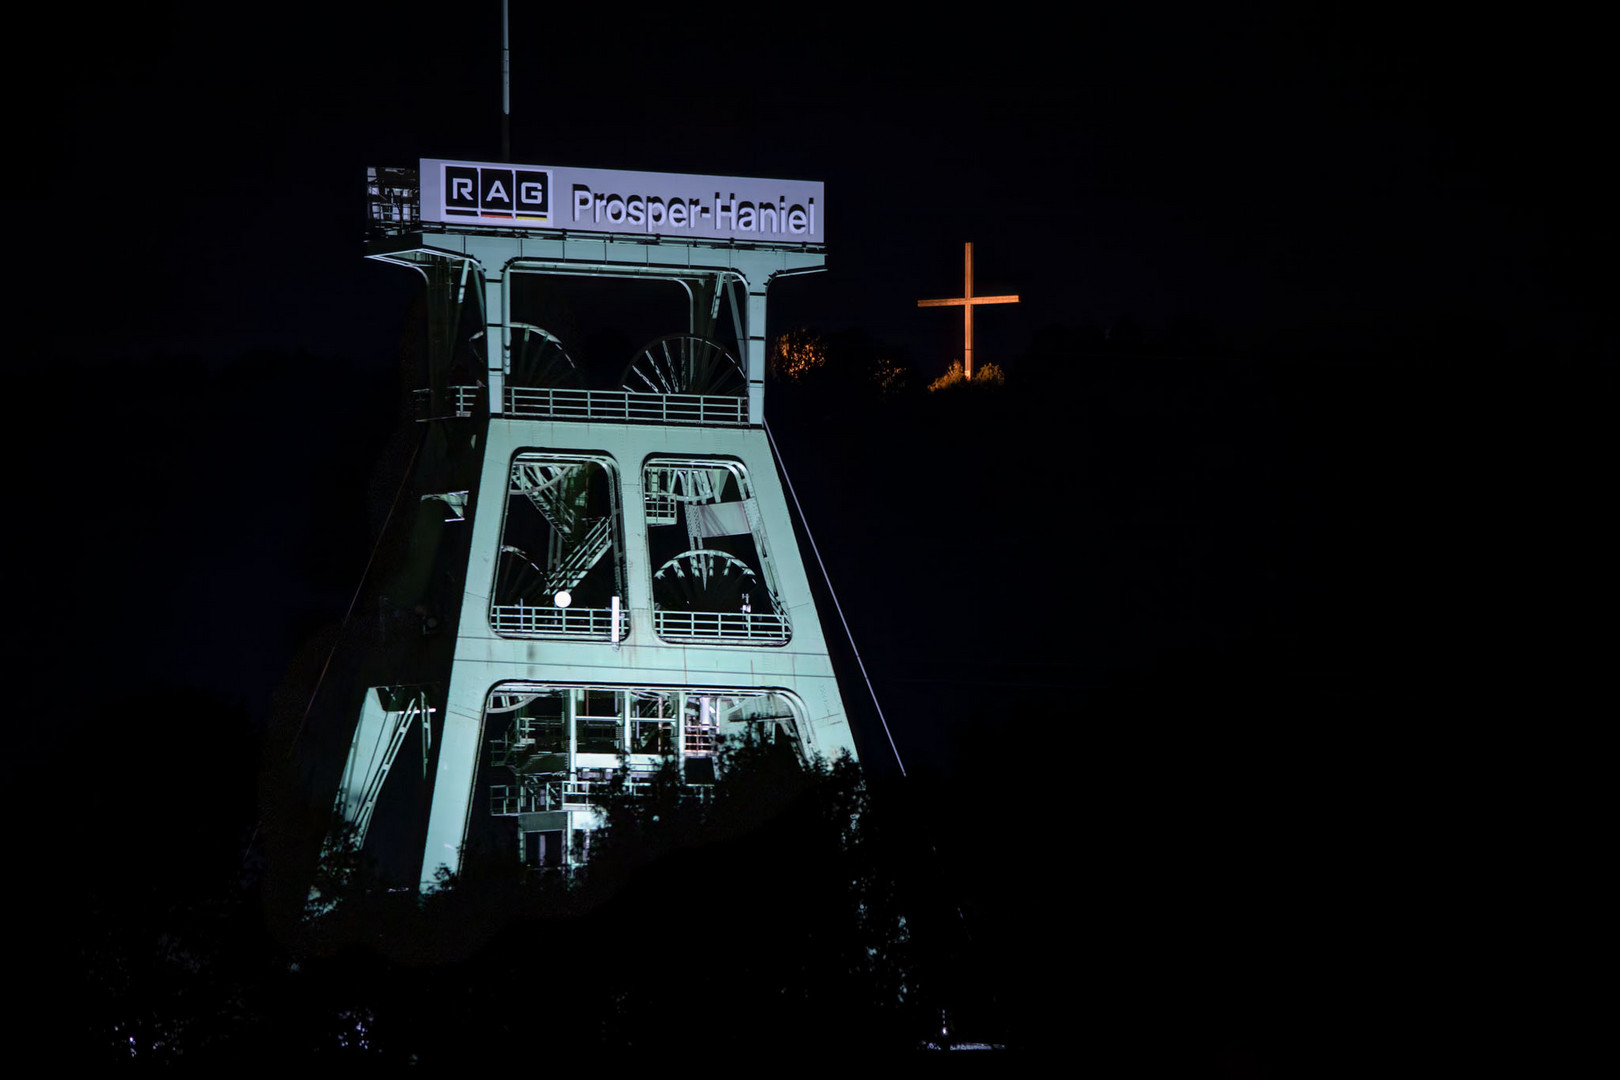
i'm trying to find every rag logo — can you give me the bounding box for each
[445,165,549,220]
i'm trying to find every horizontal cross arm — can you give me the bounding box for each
[917,294,1020,308]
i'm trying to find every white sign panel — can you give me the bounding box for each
[420,159,823,243]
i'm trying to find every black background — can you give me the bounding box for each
[9,1,1606,1066]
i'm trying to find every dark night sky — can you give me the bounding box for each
[29,4,1604,364]
[15,0,1608,803]
[10,3,1607,1059]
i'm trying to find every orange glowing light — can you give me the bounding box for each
[917,242,1019,380]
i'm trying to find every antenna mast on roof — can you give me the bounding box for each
[500,0,511,160]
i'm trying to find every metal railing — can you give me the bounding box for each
[566,776,714,804]
[412,385,480,420]
[654,610,790,644]
[490,784,536,816]
[491,739,566,769]
[505,386,747,426]
[491,777,714,816]
[366,168,420,235]
[683,724,717,756]
[489,779,585,815]
[490,603,623,640]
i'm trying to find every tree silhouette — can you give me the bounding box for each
[65,723,934,1062]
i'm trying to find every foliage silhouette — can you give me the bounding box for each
[927,359,1005,391]
[269,730,925,1058]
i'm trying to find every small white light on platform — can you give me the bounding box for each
[554,590,572,608]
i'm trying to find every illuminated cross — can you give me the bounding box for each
[917,242,1019,380]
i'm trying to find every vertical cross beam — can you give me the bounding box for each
[485,271,507,413]
[746,286,768,424]
[917,242,1019,380]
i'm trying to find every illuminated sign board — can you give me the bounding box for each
[420,159,823,243]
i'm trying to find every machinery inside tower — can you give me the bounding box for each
[644,457,790,644]
[486,683,811,866]
[492,453,627,638]
[466,323,583,390]
[503,273,745,394]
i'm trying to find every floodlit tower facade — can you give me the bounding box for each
[334,160,858,889]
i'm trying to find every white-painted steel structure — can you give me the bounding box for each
[335,162,858,890]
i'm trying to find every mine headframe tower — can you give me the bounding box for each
[328,159,858,890]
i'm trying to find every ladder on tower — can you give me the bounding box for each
[545,516,614,594]
[512,462,584,539]
[330,687,435,848]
